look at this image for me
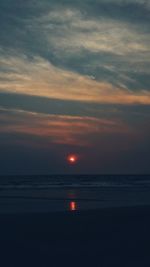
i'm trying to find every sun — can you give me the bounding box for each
[67,154,78,164]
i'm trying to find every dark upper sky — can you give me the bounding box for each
[0,0,150,174]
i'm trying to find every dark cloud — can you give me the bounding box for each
[0,124,150,174]
[0,0,149,92]
[0,0,150,174]
[1,92,150,123]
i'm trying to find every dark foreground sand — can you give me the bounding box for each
[0,206,150,267]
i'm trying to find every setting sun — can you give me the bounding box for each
[67,154,78,164]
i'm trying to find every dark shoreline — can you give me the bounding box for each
[0,205,150,266]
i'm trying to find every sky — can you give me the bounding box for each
[0,0,150,174]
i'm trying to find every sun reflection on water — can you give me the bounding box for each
[69,201,77,211]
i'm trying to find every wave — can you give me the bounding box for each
[0,181,149,190]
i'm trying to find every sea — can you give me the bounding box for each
[0,175,150,213]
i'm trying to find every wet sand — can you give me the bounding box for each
[0,205,150,266]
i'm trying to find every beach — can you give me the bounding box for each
[0,205,150,266]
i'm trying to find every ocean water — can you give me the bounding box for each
[0,175,150,213]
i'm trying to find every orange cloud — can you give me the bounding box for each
[0,109,131,146]
[0,56,150,105]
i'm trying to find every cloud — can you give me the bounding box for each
[0,54,150,105]
[1,106,149,174]
[0,2,149,93]
[0,0,150,174]
[0,107,131,146]
[95,0,150,7]
[31,8,149,56]
[0,0,150,94]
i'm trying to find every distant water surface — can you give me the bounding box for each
[0,175,150,213]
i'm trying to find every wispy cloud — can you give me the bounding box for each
[0,0,150,173]
[0,2,149,95]
[0,54,150,105]
[0,108,131,146]
[29,7,149,56]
